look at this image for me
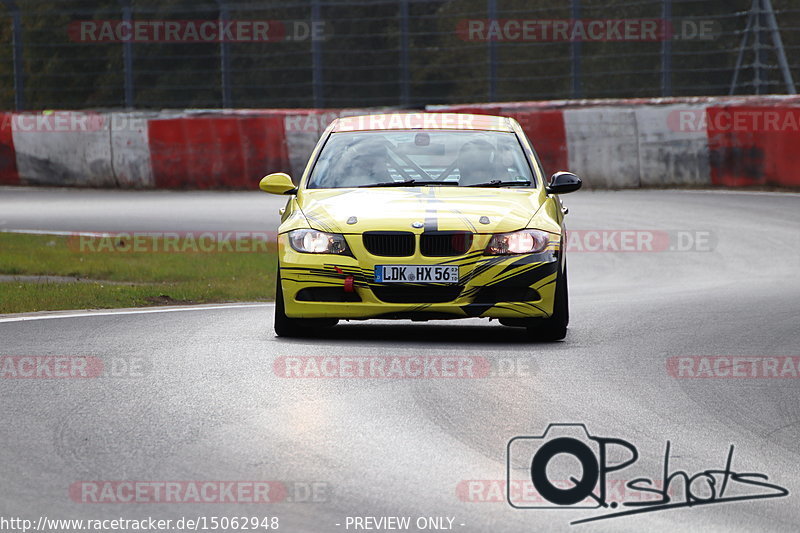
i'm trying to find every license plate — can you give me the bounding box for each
[375,265,459,284]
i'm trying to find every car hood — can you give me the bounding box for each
[296,187,546,234]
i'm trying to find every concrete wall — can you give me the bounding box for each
[1,96,799,189]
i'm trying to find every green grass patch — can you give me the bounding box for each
[0,233,277,313]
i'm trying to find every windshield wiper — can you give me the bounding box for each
[358,179,459,188]
[466,180,532,188]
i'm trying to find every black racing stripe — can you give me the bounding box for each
[486,260,559,288]
[459,256,508,283]
[433,251,486,266]
[287,265,375,281]
[461,298,549,319]
[423,188,439,232]
[486,263,541,286]
[496,251,558,274]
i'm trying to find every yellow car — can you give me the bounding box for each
[260,113,581,341]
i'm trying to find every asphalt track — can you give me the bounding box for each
[0,187,284,233]
[1,188,799,532]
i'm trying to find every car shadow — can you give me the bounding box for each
[271,321,570,347]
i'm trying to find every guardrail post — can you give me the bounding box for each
[754,0,766,94]
[215,0,232,108]
[661,0,672,96]
[570,0,583,99]
[118,0,134,108]
[487,0,497,102]
[2,0,25,110]
[311,0,324,108]
[399,0,410,106]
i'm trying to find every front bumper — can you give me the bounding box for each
[278,233,561,320]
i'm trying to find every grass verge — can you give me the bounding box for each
[0,233,277,313]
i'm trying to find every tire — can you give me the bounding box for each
[526,262,569,342]
[274,271,338,337]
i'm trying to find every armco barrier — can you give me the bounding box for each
[431,96,800,189]
[0,97,799,190]
[110,112,155,188]
[707,105,800,188]
[148,114,288,189]
[12,111,114,187]
[507,109,568,176]
[564,107,641,188]
[635,105,711,188]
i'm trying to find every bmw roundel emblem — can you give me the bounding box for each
[411,221,424,228]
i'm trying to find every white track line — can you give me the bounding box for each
[0,229,111,237]
[0,303,274,324]
[668,189,800,197]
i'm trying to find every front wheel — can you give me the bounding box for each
[526,263,569,342]
[274,271,338,337]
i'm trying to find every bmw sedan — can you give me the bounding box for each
[259,113,581,341]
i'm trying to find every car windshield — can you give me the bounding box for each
[306,130,536,189]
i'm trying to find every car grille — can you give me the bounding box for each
[420,231,473,257]
[362,232,415,257]
[371,286,463,303]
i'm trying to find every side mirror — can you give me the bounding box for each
[546,171,582,195]
[259,173,297,195]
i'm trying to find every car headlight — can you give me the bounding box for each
[288,229,349,254]
[485,229,551,255]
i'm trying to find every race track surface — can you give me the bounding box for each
[1,189,799,532]
[0,187,287,232]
